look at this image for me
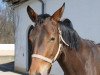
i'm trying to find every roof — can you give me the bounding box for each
[3,0,28,5]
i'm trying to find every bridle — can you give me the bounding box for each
[31,27,69,64]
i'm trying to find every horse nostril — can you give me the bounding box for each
[36,72,41,75]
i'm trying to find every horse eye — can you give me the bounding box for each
[50,37,55,41]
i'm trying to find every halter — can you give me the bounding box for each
[31,28,69,64]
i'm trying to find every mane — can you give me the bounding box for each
[37,14,50,24]
[60,19,81,51]
[38,14,50,19]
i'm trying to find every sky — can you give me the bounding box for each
[0,0,6,10]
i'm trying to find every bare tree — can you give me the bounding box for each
[0,1,14,43]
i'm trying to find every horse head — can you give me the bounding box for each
[27,3,65,75]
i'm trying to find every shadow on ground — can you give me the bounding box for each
[0,62,14,72]
[0,61,28,75]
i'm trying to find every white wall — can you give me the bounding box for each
[46,0,100,43]
[66,0,100,43]
[14,0,41,72]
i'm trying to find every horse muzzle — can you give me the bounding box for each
[30,71,49,75]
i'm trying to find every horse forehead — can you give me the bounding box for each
[35,17,57,34]
[43,17,52,24]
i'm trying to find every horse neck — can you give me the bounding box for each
[57,38,96,75]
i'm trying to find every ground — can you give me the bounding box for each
[0,56,22,75]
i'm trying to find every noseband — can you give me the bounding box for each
[31,28,69,64]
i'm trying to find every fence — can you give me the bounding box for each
[0,44,15,56]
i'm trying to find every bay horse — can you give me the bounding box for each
[27,3,100,75]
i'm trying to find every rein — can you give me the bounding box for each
[31,28,69,64]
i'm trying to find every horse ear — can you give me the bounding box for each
[51,3,65,22]
[27,6,38,22]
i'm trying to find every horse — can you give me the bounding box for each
[27,3,100,75]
